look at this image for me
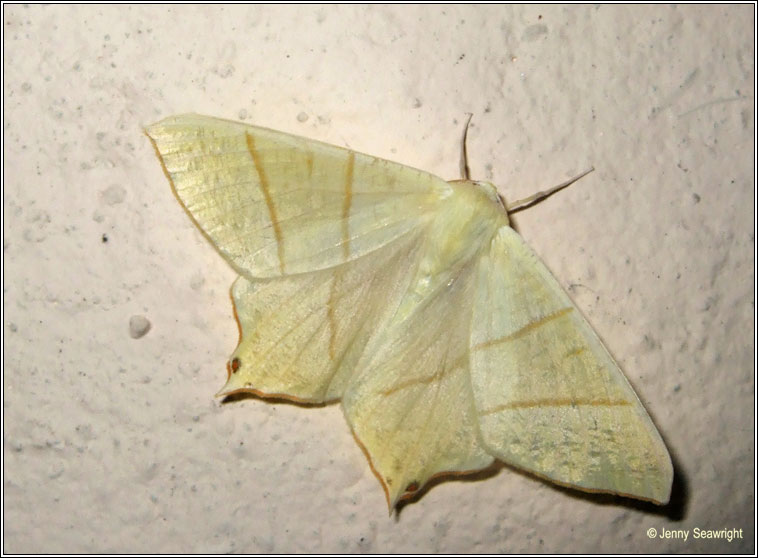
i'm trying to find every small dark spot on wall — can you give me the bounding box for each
[129,315,151,339]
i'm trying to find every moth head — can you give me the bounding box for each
[473,180,507,210]
[448,179,510,225]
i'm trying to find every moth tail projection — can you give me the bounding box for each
[351,428,497,514]
[216,231,424,404]
[469,226,673,505]
[339,255,498,512]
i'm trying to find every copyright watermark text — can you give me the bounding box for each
[646,527,743,542]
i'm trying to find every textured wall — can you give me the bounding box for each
[3,4,754,553]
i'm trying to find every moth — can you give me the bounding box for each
[146,114,673,510]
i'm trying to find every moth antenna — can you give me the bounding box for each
[507,167,595,214]
[459,113,474,180]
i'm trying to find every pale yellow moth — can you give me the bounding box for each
[146,114,673,510]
